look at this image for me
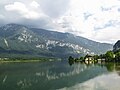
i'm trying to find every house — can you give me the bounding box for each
[97,58,106,64]
[84,54,94,64]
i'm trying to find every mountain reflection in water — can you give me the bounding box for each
[0,61,120,90]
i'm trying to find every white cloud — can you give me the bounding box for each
[5,2,28,14]
[0,14,4,19]
[24,11,40,19]
[39,0,70,18]
[93,27,120,43]
[53,0,120,43]
[1,0,120,43]
[30,1,40,8]
[5,2,44,19]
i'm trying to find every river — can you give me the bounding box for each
[0,60,120,90]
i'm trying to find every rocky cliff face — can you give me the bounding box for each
[113,40,120,52]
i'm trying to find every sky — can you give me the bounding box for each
[0,0,120,43]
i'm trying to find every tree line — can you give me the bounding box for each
[68,49,120,64]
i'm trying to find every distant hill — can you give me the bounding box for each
[113,40,120,52]
[0,23,113,58]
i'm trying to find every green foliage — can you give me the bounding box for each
[105,51,114,61]
[105,63,114,71]
[93,55,99,60]
[68,56,74,65]
[68,56,74,61]
[80,57,84,61]
[115,51,120,61]
[99,54,106,59]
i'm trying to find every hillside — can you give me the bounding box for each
[0,24,113,58]
[113,40,120,52]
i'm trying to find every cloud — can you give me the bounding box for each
[0,14,4,19]
[0,0,120,43]
[30,1,40,8]
[93,27,120,43]
[5,2,28,13]
[83,12,93,20]
[2,1,55,28]
[94,20,120,30]
[5,2,41,19]
[39,0,70,18]
[53,0,120,43]
[2,0,70,29]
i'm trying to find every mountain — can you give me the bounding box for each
[113,40,120,52]
[0,23,113,58]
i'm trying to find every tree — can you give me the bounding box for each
[105,51,114,62]
[68,56,74,65]
[80,57,84,61]
[93,55,99,60]
[115,52,120,61]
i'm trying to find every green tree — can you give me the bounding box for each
[115,51,120,61]
[80,57,84,61]
[68,56,74,65]
[105,51,114,62]
[99,54,106,59]
[93,55,99,60]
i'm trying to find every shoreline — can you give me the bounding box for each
[0,58,61,63]
[0,60,43,63]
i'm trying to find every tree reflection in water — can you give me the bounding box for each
[68,59,120,76]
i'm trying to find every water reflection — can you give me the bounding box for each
[69,59,120,72]
[35,64,86,80]
[0,61,120,90]
[2,75,7,84]
[17,79,32,89]
[59,73,120,90]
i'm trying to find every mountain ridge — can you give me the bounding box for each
[0,23,113,58]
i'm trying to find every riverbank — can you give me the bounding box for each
[0,58,62,63]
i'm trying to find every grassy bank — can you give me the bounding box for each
[0,60,42,63]
[0,58,61,63]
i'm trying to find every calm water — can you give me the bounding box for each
[0,61,120,90]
